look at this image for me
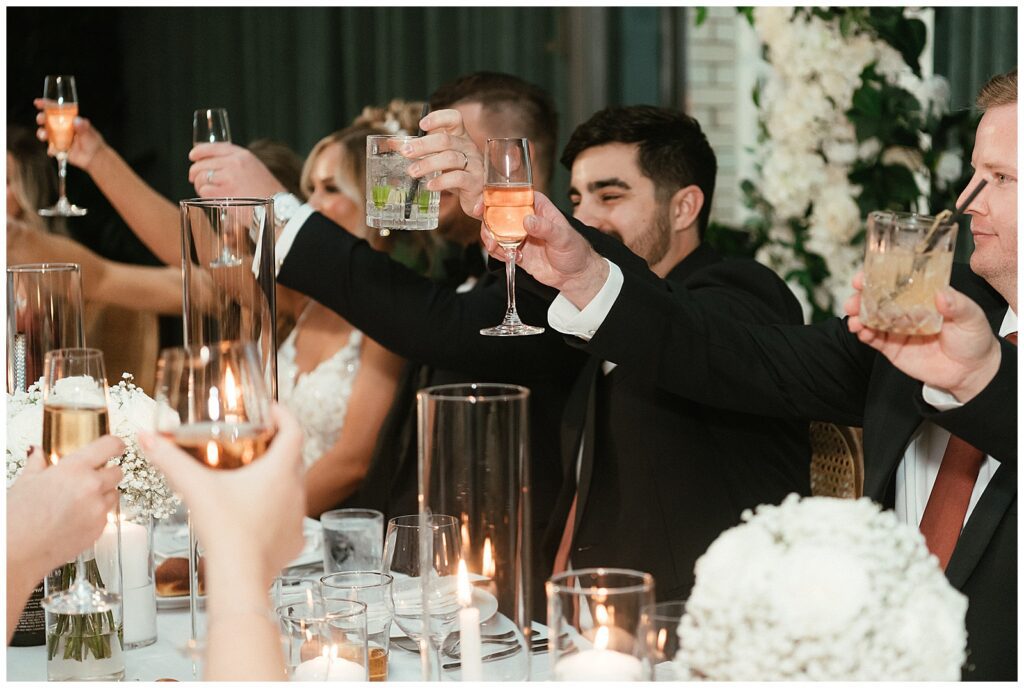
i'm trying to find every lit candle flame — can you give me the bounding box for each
[457,559,473,606]
[206,441,219,467]
[482,537,495,579]
[595,603,609,625]
[657,628,668,652]
[595,625,610,651]
[224,366,240,414]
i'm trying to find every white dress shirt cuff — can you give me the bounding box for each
[921,384,963,412]
[547,259,623,341]
[272,202,315,277]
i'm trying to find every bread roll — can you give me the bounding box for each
[155,557,205,597]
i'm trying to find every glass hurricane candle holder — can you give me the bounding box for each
[278,599,369,681]
[417,383,532,680]
[546,568,655,682]
[179,198,277,397]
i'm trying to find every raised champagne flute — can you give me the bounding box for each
[38,75,87,217]
[192,108,232,146]
[40,349,118,614]
[153,340,274,668]
[480,138,544,336]
[192,108,241,268]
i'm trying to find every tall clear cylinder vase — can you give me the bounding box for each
[417,383,532,681]
[6,263,84,393]
[179,197,278,397]
[7,263,85,649]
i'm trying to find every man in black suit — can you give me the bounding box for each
[192,72,583,548]
[488,70,1016,679]
[532,107,809,605]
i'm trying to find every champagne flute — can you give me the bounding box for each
[192,108,232,145]
[382,514,462,680]
[38,75,87,217]
[40,348,119,615]
[480,138,544,336]
[192,108,240,267]
[153,340,274,666]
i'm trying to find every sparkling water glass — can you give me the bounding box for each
[321,508,385,574]
[365,135,440,231]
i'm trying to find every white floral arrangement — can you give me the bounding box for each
[674,494,967,680]
[6,373,179,519]
[750,7,953,321]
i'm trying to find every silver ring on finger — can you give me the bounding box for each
[207,169,215,184]
[460,150,469,171]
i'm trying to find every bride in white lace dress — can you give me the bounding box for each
[278,104,430,517]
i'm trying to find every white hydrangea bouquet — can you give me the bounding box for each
[6,373,179,519]
[674,494,967,680]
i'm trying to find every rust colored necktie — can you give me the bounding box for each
[918,330,1016,569]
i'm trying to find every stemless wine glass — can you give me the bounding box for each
[153,340,274,666]
[192,108,232,145]
[38,75,87,217]
[40,349,118,614]
[382,514,461,680]
[480,137,544,336]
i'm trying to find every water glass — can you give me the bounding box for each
[320,571,394,681]
[861,210,956,335]
[639,600,686,681]
[321,508,384,573]
[271,575,323,611]
[278,600,369,681]
[547,568,655,682]
[365,135,440,231]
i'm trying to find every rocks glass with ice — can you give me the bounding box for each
[321,508,385,574]
[365,135,440,232]
[860,210,957,335]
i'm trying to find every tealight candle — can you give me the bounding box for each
[457,560,482,681]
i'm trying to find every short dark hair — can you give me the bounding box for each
[560,105,717,236]
[430,71,558,191]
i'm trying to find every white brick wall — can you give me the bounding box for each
[684,7,746,226]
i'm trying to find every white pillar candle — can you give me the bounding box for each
[456,560,482,681]
[554,626,643,681]
[292,653,365,681]
[553,648,644,681]
[95,516,156,645]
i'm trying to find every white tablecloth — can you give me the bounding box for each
[6,608,555,681]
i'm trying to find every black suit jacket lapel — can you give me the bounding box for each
[573,357,601,534]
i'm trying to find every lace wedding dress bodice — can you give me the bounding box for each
[278,308,364,468]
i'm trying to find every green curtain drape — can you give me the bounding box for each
[933,6,1018,111]
[117,7,568,203]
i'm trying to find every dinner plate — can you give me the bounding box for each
[154,518,322,608]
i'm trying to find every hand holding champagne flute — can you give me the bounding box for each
[154,341,274,470]
[40,348,120,615]
[153,340,275,656]
[480,138,544,336]
[39,75,87,217]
